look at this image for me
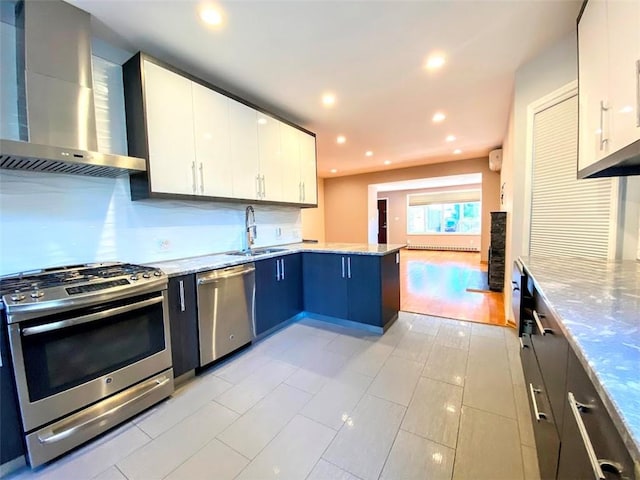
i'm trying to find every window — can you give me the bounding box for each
[407,201,481,234]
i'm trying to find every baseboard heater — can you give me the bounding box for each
[406,244,480,252]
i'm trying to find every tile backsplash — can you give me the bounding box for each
[0,170,301,276]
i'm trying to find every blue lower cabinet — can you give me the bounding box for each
[255,254,302,336]
[303,252,399,329]
[0,322,24,465]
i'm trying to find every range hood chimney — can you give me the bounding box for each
[0,0,146,177]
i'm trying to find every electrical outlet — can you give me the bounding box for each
[157,239,171,251]
[275,227,282,238]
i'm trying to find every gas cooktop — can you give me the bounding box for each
[0,263,166,310]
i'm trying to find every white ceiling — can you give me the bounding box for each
[70,0,581,178]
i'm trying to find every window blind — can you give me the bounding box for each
[529,95,615,258]
[408,188,481,206]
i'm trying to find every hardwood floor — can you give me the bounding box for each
[400,249,507,327]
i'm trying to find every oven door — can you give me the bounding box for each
[8,291,172,432]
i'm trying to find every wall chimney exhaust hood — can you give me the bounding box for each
[0,0,146,178]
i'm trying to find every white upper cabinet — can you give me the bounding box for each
[229,101,260,201]
[143,60,196,195]
[125,54,317,204]
[192,82,233,198]
[578,0,640,177]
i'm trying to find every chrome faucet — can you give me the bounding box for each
[245,205,256,252]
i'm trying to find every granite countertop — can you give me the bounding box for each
[148,242,406,277]
[519,256,640,463]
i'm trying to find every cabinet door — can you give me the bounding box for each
[192,82,233,198]
[578,0,610,172]
[229,101,260,200]
[257,113,283,201]
[255,258,282,335]
[279,123,302,203]
[303,253,348,319]
[167,275,199,377]
[299,131,318,205]
[380,252,400,328]
[347,255,382,327]
[143,60,196,195]
[280,254,303,321]
[0,322,24,464]
[607,0,640,153]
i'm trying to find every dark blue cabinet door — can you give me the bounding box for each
[0,322,24,464]
[380,252,400,327]
[303,253,348,318]
[167,274,199,377]
[280,254,302,321]
[347,255,382,326]
[255,258,282,335]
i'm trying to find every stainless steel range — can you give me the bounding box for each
[0,263,174,467]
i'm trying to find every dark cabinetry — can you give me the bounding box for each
[0,323,24,464]
[512,260,533,336]
[167,275,199,377]
[255,254,302,335]
[488,211,506,291]
[557,350,636,480]
[303,252,399,329]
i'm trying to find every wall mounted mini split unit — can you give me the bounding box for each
[489,149,503,172]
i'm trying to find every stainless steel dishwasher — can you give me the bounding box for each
[196,263,256,366]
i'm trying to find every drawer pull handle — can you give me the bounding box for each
[533,310,552,336]
[568,392,605,480]
[528,383,547,422]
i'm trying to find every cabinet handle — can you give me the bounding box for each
[636,59,640,128]
[528,383,546,422]
[347,257,351,278]
[191,162,197,193]
[281,259,285,280]
[396,252,399,264]
[512,280,520,292]
[299,182,302,202]
[568,392,606,480]
[256,175,261,198]
[261,175,266,198]
[276,258,281,281]
[599,100,610,150]
[341,257,345,278]
[178,280,186,312]
[533,310,552,336]
[199,163,204,194]
[302,182,306,202]
[519,337,527,349]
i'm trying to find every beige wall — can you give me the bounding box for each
[378,186,481,250]
[325,157,500,262]
[301,177,326,242]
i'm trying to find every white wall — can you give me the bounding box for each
[0,170,301,276]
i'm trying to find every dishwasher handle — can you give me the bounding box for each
[197,266,256,286]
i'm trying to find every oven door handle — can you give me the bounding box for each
[21,295,164,337]
[37,375,171,445]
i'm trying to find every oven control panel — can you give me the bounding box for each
[66,279,130,295]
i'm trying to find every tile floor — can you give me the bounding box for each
[7,312,540,480]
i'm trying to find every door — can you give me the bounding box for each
[377,199,388,244]
[299,132,317,204]
[257,113,284,202]
[302,253,348,319]
[229,101,260,200]
[255,258,283,335]
[167,275,199,377]
[278,122,301,203]
[347,255,382,327]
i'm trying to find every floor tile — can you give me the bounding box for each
[463,335,517,419]
[435,320,472,350]
[453,406,523,480]
[301,369,373,430]
[117,401,238,480]
[235,415,336,480]
[218,383,312,459]
[366,355,423,406]
[380,429,454,480]
[345,340,394,378]
[325,334,371,358]
[273,334,334,367]
[409,314,442,336]
[9,423,149,480]
[135,373,233,438]
[215,359,296,414]
[164,439,249,480]
[391,331,435,364]
[285,368,329,395]
[422,343,468,386]
[522,444,541,480]
[213,352,274,384]
[401,377,463,448]
[91,467,127,480]
[471,322,507,339]
[323,394,406,480]
[306,459,361,480]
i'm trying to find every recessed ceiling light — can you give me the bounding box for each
[445,135,456,142]
[336,135,346,144]
[384,160,392,165]
[432,112,446,123]
[453,149,462,155]
[199,6,223,26]
[322,93,336,107]
[365,151,373,157]
[330,168,338,173]
[425,53,446,71]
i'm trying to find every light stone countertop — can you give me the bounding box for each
[147,242,406,277]
[519,256,640,464]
